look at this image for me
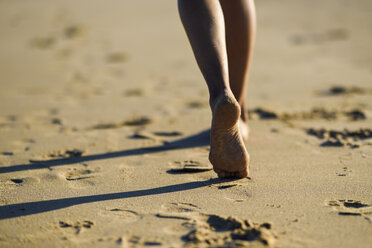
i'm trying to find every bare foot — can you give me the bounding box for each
[209,91,250,178]
[239,119,250,141]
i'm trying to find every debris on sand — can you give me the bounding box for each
[249,107,367,121]
[325,86,366,96]
[249,108,278,120]
[345,109,366,121]
[306,128,372,148]
[183,215,277,246]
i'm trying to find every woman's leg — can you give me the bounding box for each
[177,0,229,102]
[178,0,249,178]
[220,0,256,139]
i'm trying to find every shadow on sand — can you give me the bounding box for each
[0,178,236,220]
[0,129,219,220]
[0,129,210,174]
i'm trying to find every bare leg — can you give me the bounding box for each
[220,0,256,140]
[178,0,249,178]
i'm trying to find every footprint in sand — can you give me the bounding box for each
[0,177,40,189]
[152,131,182,137]
[217,184,239,189]
[7,177,40,186]
[211,178,251,190]
[224,197,246,203]
[249,108,278,120]
[344,109,366,121]
[30,36,56,49]
[123,117,153,126]
[307,128,372,148]
[186,100,208,109]
[63,25,85,39]
[99,209,141,223]
[63,166,100,181]
[123,88,145,97]
[59,220,94,235]
[11,138,36,152]
[182,215,277,247]
[250,107,367,123]
[167,161,212,174]
[161,202,201,213]
[327,200,372,222]
[156,202,201,220]
[128,130,163,141]
[51,117,63,126]
[10,179,23,184]
[336,167,352,177]
[30,23,85,50]
[290,28,349,45]
[318,85,372,96]
[106,52,129,64]
[1,152,14,156]
[128,130,182,146]
[156,203,277,247]
[0,115,17,130]
[121,236,163,247]
[90,116,153,130]
[30,149,85,162]
[39,171,66,182]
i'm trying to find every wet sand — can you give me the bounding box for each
[0,0,372,247]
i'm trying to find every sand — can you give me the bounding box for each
[0,0,372,247]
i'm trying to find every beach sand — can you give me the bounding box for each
[0,0,371,247]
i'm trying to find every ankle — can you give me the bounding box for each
[240,105,248,122]
[209,88,235,109]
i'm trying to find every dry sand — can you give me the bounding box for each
[0,0,372,247]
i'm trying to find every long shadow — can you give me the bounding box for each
[0,178,226,220]
[0,129,210,174]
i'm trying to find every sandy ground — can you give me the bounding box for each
[0,0,372,247]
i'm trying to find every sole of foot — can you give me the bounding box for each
[209,91,250,178]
